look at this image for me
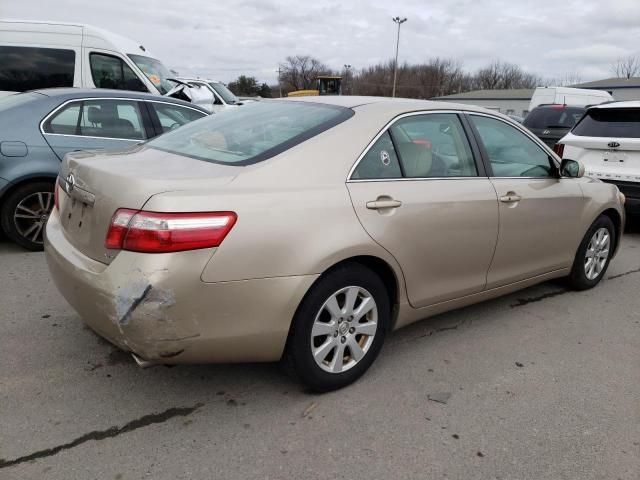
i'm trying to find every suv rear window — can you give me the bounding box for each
[0,46,75,92]
[523,106,585,129]
[147,101,354,165]
[571,108,640,138]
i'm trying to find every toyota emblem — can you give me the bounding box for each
[66,173,75,192]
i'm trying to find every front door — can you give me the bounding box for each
[467,114,585,288]
[347,112,499,308]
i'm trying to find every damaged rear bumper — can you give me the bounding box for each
[44,209,318,363]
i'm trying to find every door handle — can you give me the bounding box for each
[499,192,522,203]
[366,199,403,210]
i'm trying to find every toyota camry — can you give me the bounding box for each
[45,96,625,391]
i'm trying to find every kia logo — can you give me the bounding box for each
[608,141,621,148]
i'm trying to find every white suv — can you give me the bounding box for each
[559,101,640,215]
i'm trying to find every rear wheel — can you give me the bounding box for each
[566,215,615,290]
[0,181,54,251]
[283,263,390,392]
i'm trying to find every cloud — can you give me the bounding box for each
[4,0,639,84]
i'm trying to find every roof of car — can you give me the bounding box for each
[28,88,210,112]
[283,95,505,116]
[589,100,640,109]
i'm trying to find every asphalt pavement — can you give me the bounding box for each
[1,224,639,480]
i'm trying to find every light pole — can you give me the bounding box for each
[392,16,407,98]
[343,64,351,95]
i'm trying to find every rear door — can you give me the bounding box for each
[468,113,585,288]
[347,112,499,308]
[41,98,150,160]
[562,107,640,184]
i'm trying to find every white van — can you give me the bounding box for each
[0,20,212,107]
[529,87,613,111]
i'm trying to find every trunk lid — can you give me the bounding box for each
[57,145,239,264]
[562,133,640,183]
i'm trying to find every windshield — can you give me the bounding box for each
[209,82,239,104]
[128,54,176,94]
[571,108,640,138]
[523,106,585,129]
[147,101,353,165]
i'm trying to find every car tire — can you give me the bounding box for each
[283,262,391,392]
[566,214,615,291]
[0,181,55,251]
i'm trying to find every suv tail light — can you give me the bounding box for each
[105,209,237,253]
[553,143,565,158]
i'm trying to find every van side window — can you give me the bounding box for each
[89,53,148,92]
[0,46,75,92]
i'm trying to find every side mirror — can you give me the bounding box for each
[560,158,585,178]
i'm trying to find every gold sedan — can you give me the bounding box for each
[45,97,625,391]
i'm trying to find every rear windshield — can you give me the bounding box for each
[523,106,585,129]
[147,101,353,165]
[571,108,640,138]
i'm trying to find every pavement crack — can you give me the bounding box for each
[510,289,568,308]
[607,267,640,280]
[0,403,203,469]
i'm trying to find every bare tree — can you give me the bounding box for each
[610,55,640,79]
[473,61,540,90]
[279,55,332,93]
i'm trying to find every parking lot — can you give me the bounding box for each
[0,222,637,480]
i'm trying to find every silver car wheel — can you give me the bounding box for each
[310,286,378,374]
[584,227,610,281]
[14,192,53,245]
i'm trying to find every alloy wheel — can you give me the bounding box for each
[310,286,378,374]
[13,191,54,246]
[584,227,610,281]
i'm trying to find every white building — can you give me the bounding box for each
[431,89,534,117]
[432,78,640,117]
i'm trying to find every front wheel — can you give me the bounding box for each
[283,263,391,392]
[566,215,615,290]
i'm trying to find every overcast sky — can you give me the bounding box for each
[3,0,639,85]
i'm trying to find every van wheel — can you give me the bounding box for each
[566,215,615,290]
[283,263,390,392]
[1,181,55,251]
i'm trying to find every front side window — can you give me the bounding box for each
[0,46,75,92]
[390,114,477,178]
[147,101,353,165]
[150,102,207,133]
[351,132,402,180]
[90,53,147,92]
[470,115,554,178]
[571,108,640,138]
[43,99,146,140]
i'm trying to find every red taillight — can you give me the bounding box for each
[105,209,237,253]
[553,143,565,158]
[54,178,60,210]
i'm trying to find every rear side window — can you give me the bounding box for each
[0,46,75,92]
[90,53,147,92]
[149,102,207,133]
[523,106,585,129]
[147,101,354,165]
[351,132,402,179]
[43,99,146,140]
[572,108,640,138]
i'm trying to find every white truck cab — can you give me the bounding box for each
[0,20,212,107]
